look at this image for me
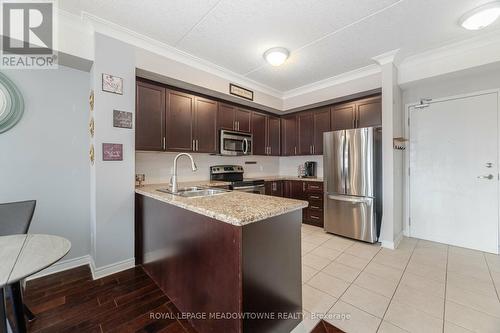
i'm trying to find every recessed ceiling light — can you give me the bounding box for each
[459,2,500,30]
[263,47,289,66]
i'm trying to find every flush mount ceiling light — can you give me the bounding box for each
[459,2,500,30]
[263,47,290,66]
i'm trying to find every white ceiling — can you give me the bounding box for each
[61,0,500,92]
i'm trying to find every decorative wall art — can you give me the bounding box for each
[89,117,95,137]
[89,144,95,165]
[102,143,123,161]
[89,90,94,111]
[113,110,133,129]
[102,74,123,95]
[229,83,253,101]
[0,72,25,133]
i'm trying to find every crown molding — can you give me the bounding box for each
[372,49,400,66]
[398,28,500,84]
[80,12,284,99]
[282,64,381,99]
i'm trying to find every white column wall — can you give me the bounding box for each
[90,33,136,276]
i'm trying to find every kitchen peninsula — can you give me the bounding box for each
[135,183,308,333]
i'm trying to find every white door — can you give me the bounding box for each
[409,91,499,254]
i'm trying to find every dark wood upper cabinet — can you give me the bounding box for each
[235,108,251,133]
[331,102,356,131]
[136,81,165,151]
[251,112,267,155]
[268,116,281,156]
[281,115,297,156]
[298,112,314,155]
[136,78,380,157]
[194,97,218,153]
[166,90,194,151]
[313,107,331,155]
[218,103,237,131]
[356,96,382,128]
[217,104,251,132]
[252,113,281,156]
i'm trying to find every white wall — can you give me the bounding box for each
[0,66,90,261]
[402,62,500,105]
[283,73,381,111]
[90,33,135,271]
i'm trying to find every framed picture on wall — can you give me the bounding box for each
[113,110,133,129]
[102,143,123,161]
[102,74,123,95]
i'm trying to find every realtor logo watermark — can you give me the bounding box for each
[1,0,57,69]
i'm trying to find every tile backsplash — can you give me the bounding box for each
[279,155,323,178]
[136,152,323,184]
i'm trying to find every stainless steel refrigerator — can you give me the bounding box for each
[323,127,382,243]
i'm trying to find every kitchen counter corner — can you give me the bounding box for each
[135,183,308,226]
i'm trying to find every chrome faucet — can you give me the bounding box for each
[170,153,198,193]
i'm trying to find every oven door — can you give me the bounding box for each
[220,130,252,156]
[233,184,265,195]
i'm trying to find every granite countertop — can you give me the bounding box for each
[135,183,309,226]
[248,176,324,182]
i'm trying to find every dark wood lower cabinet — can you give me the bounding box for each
[269,180,324,227]
[264,180,283,197]
[135,194,302,333]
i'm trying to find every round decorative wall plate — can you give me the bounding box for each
[0,72,24,134]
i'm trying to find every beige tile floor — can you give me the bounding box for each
[291,224,500,333]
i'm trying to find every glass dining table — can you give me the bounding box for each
[0,234,70,333]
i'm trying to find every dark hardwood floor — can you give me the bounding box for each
[23,265,197,333]
[310,320,345,333]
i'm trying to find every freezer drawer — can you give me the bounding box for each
[324,194,376,243]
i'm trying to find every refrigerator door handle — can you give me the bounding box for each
[327,194,371,204]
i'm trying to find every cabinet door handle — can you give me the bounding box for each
[310,216,320,220]
[192,139,195,151]
[269,146,272,155]
[294,146,297,155]
[196,140,199,151]
[163,137,166,150]
[310,205,320,209]
[310,195,321,200]
[302,182,305,191]
[312,145,315,154]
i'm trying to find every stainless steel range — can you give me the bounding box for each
[210,165,265,194]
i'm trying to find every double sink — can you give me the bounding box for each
[157,186,230,198]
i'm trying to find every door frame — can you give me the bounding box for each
[403,89,500,252]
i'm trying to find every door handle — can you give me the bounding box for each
[328,194,372,204]
[196,140,199,151]
[477,174,494,180]
[243,138,248,154]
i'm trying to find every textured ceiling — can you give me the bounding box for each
[61,0,500,92]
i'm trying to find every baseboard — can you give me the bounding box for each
[394,231,404,249]
[90,257,135,279]
[381,231,404,250]
[26,255,92,281]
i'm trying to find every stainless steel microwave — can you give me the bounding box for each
[219,130,253,156]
